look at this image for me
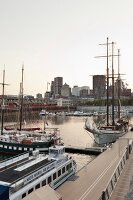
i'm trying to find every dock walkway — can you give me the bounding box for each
[109,132,133,200]
[56,131,133,200]
[109,150,133,200]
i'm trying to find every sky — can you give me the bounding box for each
[0,0,133,96]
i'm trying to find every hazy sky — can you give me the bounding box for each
[0,0,133,96]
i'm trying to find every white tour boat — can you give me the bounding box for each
[0,145,77,200]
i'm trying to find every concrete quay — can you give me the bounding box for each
[56,131,133,200]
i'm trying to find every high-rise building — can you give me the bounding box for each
[50,81,54,97]
[72,86,80,96]
[53,77,63,97]
[61,83,71,97]
[36,93,43,99]
[93,75,106,99]
[72,86,90,97]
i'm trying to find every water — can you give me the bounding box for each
[1,113,133,171]
[0,115,96,171]
[33,115,96,171]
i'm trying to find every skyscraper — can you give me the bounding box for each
[53,77,63,97]
[93,75,106,99]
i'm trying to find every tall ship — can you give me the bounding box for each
[0,145,77,200]
[85,38,129,145]
[0,67,63,154]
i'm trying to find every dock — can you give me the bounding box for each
[56,131,133,200]
[65,146,107,155]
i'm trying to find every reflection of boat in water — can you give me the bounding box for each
[85,39,129,146]
[0,145,77,200]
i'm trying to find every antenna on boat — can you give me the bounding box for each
[0,69,9,135]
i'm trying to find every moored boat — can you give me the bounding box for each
[0,68,63,154]
[85,39,129,146]
[85,116,129,145]
[0,145,77,200]
[0,128,63,154]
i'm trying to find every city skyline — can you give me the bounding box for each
[0,0,133,96]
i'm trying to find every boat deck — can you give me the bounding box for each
[0,155,53,184]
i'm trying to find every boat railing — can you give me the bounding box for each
[98,140,133,200]
[0,152,29,170]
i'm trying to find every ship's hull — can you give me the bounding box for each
[85,117,128,145]
[93,131,126,145]
[0,141,52,154]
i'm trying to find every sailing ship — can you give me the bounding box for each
[0,145,77,200]
[0,67,63,154]
[85,38,129,146]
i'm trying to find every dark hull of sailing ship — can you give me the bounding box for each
[0,140,52,154]
[0,128,62,154]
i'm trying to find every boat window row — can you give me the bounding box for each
[21,162,73,199]
[0,144,35,152]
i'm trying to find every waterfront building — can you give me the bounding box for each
[57,98,71,107]
[72,86,90,97]
[72,86,80,96]
[80,86,90,98]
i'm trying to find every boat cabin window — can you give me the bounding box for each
[48,176,52,184]
[42,180,46,186]
[66,164,70,170]
[22,193,26,199]
[62,167,65,174]
[53,172,56,180]
[49,149,58,155]
[49,147,65,157]
[58,169,61,177]
[28,188,33,194]
[70,163,72,168]
[35,183,40,189]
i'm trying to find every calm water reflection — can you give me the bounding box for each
[1,114,133,171]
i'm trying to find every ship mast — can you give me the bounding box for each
[106,38,109,126]
[96,38,119,126]
[0,69,8,135]
[117,49,121,119]
[19,65,24,131]
[111,42,115,126]
[96,37,111,126]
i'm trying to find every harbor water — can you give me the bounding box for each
[1,111,133,171]
[29,115,96,171]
